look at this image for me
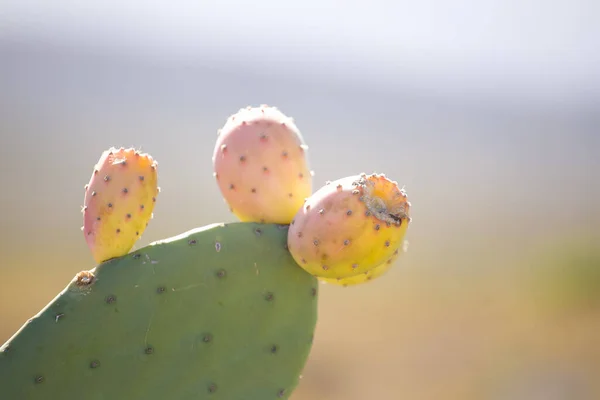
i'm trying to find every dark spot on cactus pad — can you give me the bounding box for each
[90,360,100,369]
[140,204,144,210]
[322,265,329,271]
[352,189,360,195]
[220,144,227,153]
[343,239,350,246]
[297,232,303,238]
[91,191,97,196]
[305,204,311,211]
[96,216,101,221]
[75,270,95,286]
[133,253,141,259]
[263,166,269,173]
[104,175,110,182]
[387,258,393,264]
[208,383,218,393]
[298,172,304,179]
[251,187,256,193]
[126,213,132,219]
[260,218,265,223]
[144,346,154,354]
[156,286,166,294]
[135,231,139,236]
[384,240,390,247]
[375,224,380,231]
[352,263,359,269]
[84,184,89,190]
[394,248,400,255]
[34,375,44,384]
[216,269,227,279]
[260,133,268,141]
[122,188,128,194]
[365,210,371,217]
[346,210,353,216]
[282,151,288,158]
[239,155,246,162]
[318,209,324,215]
[291,219,295,225]
[107,203,113,208]
[105,295,116,304]
[278,389,286,397]
[94,169,98,175]
[264,292,275,301]
[283,243,288,250]
[313,239,319,246]
[116,229,121,234]
[254,228,262,236]
[229,184,235,190]
[152,197,156,202]
[215,242,222,252]
[270,345,279,353]
[311,287,317,296]
[139,175,144,181]
[288,193,293,198]
[301,258,307,264]
[188,239,197,245]
[203,334,213,343]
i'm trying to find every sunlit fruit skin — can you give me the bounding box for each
[287,173,411,280]
[82,147,159,263]
[320,240,408,286]
[212,105,313,224]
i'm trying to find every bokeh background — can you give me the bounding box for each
[1,1,599,399]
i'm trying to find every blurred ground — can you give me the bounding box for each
[0,4,599,398]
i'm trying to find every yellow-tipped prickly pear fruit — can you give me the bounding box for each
[287,173,411,280]
[82,147,159,263]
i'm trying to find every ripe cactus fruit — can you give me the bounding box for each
[0,222,318,400]
[287,173,411,280]
[82,147,159,263]
[320,240,408,286]
[212,105,313,224]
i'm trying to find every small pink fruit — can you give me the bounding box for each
[212,105,312,224]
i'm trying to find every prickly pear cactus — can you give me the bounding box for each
[212,105,313,224]
[287,173,411,280]
[82,147,159,263]
[0,223,318,400]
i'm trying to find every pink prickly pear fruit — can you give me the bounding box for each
[287,173,411,280]
[82,147,159,263]
[212,105,313,224]
[320,240,408,287]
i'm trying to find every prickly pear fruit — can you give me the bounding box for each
[287,173,411,280]
[82,147,159,263]
[320,240,408,286]
[212,105,313,224]
[0,222,318,400]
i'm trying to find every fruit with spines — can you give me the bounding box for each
[82,147,159,263]
[212,105,313,224]
[320,240,408,286]
[0,222,318,400]
[287,173,411,280]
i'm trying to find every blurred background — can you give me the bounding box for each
[1,1,598,399]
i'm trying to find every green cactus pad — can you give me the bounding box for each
[0,222,319,400]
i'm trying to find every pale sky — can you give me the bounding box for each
[1,0,598,100]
